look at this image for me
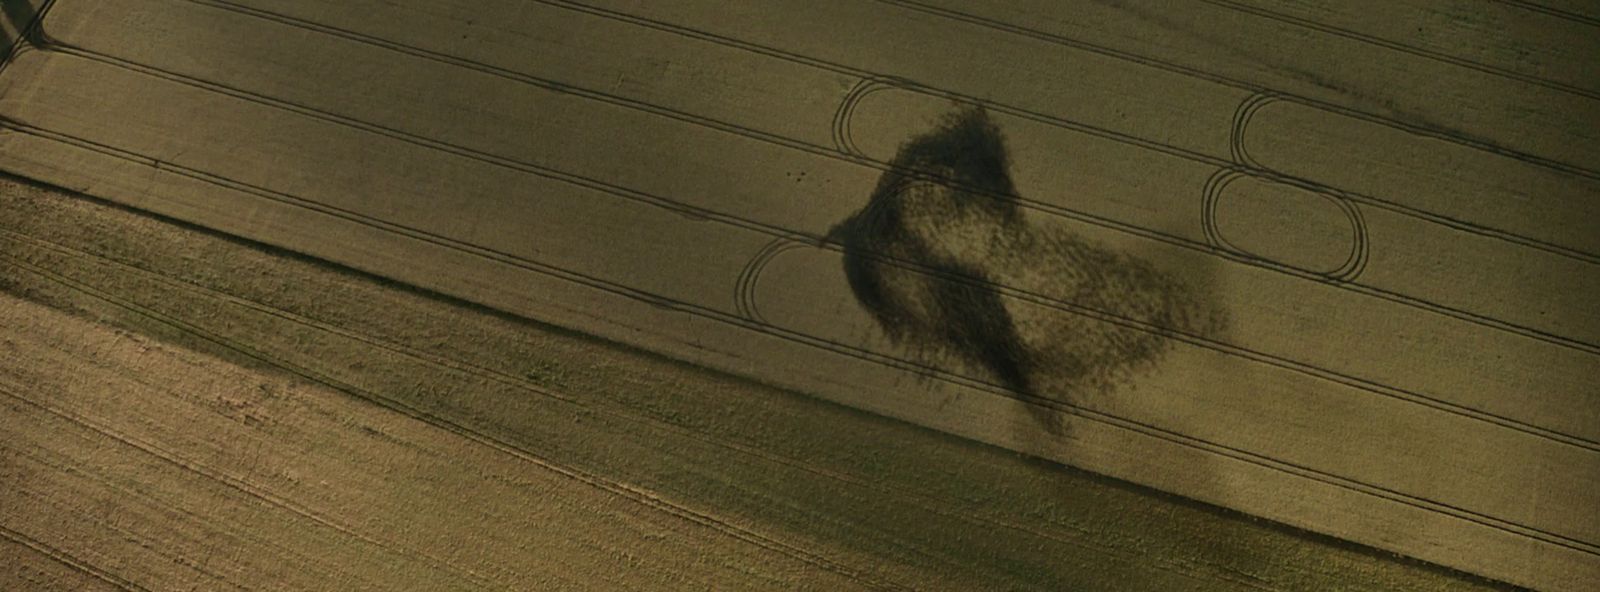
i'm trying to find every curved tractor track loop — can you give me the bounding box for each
[831,75,913,158]
[734,236,809,325]
[1229,91,1282,169]
[1202,166,1370,284]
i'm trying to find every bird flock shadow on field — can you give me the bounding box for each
[828,108,1226,434]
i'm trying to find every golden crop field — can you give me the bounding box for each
[2,0,1595,589]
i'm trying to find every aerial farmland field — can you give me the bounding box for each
[1,0,1595,590]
